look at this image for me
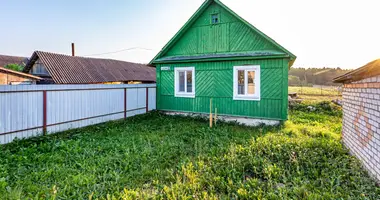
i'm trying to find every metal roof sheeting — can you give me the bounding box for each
[0,55,28,67]
[24,51,156,84]
[333,59,380,83]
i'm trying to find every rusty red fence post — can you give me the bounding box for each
[42,91,47,135]
[146,87,149,113]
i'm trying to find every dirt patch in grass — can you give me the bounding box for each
[0,103,379,199]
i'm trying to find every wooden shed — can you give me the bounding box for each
[0,67,41,85]
[150,0,296,123]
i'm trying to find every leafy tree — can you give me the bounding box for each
[289,67,352,86]
[4,64,24,72]
[288,75,301,86]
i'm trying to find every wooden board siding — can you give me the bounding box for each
[152,0,295,120]
[163,2,281,57]
[156,58,289,120]
[0,71,37,85]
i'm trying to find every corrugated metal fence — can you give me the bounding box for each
[0,84,156,144]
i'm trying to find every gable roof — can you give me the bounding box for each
[150,0,296,66]
[23,51,156,84]
[0,67,41,80]
[0,55,28,67]
[333,59,380,83]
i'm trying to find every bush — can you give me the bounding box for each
[4,64,24,72]
[288,75,301,85]
[290,101,342,116]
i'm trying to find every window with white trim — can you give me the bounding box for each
[174,67,195,98]
[233,65,260,101]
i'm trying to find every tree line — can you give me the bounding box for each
[289,67,352,86]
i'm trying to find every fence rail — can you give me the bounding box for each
[289,85,342,96]
[0,84,156,144]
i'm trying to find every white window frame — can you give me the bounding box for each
[174,67,195,98]
[233,65,261,101]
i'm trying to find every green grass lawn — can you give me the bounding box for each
[289,86,341,96]
[298,95,342,104]
[289,86,342,103]
[1,102,379,199]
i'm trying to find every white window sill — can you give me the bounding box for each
[233,96,261,101]
[175,93,195,98]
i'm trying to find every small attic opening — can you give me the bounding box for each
[211,13,219,24]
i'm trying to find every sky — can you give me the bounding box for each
[0,0,379,69]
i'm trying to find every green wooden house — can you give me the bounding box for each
[150,0,296,122]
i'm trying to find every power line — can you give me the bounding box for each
[82,47,154,57]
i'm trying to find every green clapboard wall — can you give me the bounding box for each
[156,59,289,120]
[151,0,295,121]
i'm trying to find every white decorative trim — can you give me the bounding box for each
[174,67,195,98]
[233,65,261,101]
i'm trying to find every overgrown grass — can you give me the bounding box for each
[298,94,341,103]
[289,86,341,96]
[0,103,379,199]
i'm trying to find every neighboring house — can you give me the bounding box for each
[0,55,29,68]
[23,51,156,84]
[0,67,41,85]
[150,0,296,124]
[333,59,380,183]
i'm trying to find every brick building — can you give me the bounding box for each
[0,67,41,85]
[334,59,380,183]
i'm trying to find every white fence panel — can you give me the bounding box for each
[0,92,44,144]
[148,88,156,111]
[138,88,147,109]
[0,84,156,144]
[46,89,124,134]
